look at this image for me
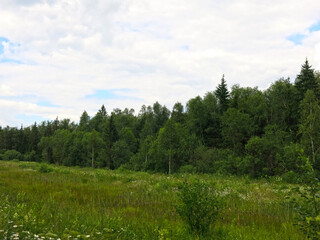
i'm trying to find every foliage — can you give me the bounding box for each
[291,149,320,239]
[175,180,221,237]
[2,149,22,161]
[1,59,320,179]
[215,74,230,114]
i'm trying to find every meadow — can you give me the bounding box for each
[0,161,304,239]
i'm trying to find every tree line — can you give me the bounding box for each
[1,59,320,178]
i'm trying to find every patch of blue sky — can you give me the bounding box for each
[15,114,46,126]
[37,100,60,108]
[0,58,23,64]
[287,33,306,45]
[309,21,320,32]
[0,37,23,64]
[0,37,9,54]
[85,89,142,101]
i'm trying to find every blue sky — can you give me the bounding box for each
[0,0,320,127]
[287,20,320,45]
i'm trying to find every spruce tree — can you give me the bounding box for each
[295,59,319,101]
[215,74,230,114]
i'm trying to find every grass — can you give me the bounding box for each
[0,161,305,239]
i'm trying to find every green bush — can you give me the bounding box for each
[291,149,320,239]
[24,150,37,162]
[38,163,54,173]
[175,180,221,237]
[2,150,22,161]
[179,164,196,174]
[282,171,300,183]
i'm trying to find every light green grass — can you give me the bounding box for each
[0,161,304,239]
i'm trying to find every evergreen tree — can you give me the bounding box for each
[295,59,319,101]
[79,111,90,131]
[215,74,230,114]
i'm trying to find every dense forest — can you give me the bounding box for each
[1,59,320,178]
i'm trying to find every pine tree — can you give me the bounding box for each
[215,74,230,114]
[295,59,319,101]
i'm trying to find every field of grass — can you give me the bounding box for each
[0,161,305,239]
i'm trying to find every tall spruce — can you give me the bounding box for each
[215,74,230,114]
[295,59,319,101]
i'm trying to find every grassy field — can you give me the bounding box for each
[0,161,304,239]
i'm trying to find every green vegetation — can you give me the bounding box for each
[1,59,320,238]
[175,180,221,237]
[1,59,320,178]
[0,161,306,239]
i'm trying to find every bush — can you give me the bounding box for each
[2,150,22,161]
[24,151,37,162]
[291,149,320,239]
[179,165,196,174]
[175,180,221,237]
[282,171,300,183]
[38,163,54,173]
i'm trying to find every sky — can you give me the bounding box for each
[1,0,320,127]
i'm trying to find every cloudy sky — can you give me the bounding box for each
[1,0,320,127]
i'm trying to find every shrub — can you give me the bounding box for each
[24,151,37,162]
[38,163,54,173]
[175,180,221,237]
[2,150,22,161]
[179,164,196,174]
[282,171,300,183]
[291,149,320,239]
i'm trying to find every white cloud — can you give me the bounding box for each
[0,0,320,126]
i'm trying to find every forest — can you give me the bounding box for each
[1,59,320,180]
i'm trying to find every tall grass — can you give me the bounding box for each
[0,161,304,239]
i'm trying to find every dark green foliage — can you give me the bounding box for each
[215,74,229,114]
[171,102,185,124]
[38,163,54,173]
[179,164,197,174]
[2,150,22,161]
[221,108,254,154]
[112,140,134,169]
[299,90,320,167]
[175,180,221,237]
[295,59,319,102]
[78,110,90,131]
[266,78,299,135]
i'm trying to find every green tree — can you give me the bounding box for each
[221,108,254,154]
[265,78,299,136]
[171,102,185,124]
[230,85,268,136]
[299,90,320,167]
[79,110,90,132]
[111,140,133,169]
[215,74,229,114]
[158,119,179,174]
[295,59,319,102]
[119,127,137,153]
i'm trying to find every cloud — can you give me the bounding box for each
[0,0,320,126]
